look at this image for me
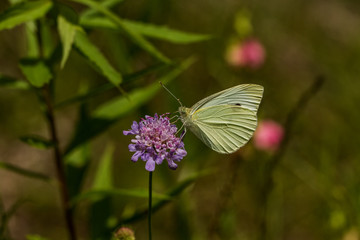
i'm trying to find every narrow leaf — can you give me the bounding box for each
[26,235,49,240]
[40,18,57,59]
[74,30,123,86]
[20,135,54,149]
[64,118,114,156]
[54,63,168,109]
[0,75,29,89]
[64,58,195,155]
[19,59,52,87]
[0,0,52,31]
[94,57,195,119]
[70,188,172,206]
[81,16,211,44]
[80,0,124,19]
[0,161,51,182]
[92,144,115,191]
[25,22,39,58]
[65,104,92,199]
[58,15,77,68]
[70,0,170,63]
[118,169,213,225]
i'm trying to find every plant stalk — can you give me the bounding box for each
[42,85,77,240]
[148,171,153,240]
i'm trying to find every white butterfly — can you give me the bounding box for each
[176,84,264,154]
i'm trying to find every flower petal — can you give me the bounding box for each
[167,159,178,170]
[145,159,156,172]
[155,154,164,165]
[131,121,139,132]
[131,151,142,162]
[128,144,136,152]
[123,130,134,135]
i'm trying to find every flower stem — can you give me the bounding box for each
[148,171,153,240]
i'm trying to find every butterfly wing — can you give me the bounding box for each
[190,84,264,114]
[187,105,258,154]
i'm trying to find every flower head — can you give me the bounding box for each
[254,120,284,152]
[226,38,265,69]
[113,227,135,240]
[123,114,187,172]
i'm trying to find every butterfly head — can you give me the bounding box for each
[178,106,192,125]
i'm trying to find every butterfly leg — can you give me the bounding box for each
[177,125,186,140]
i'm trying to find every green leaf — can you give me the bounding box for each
[54,63,168,109]
[65,104,92,199]
[70,188,172,206]
[0,0,52,31]
[87,144,115,240]
[74,30,123,86]
[118,169,214,225]
[20,135,54,149]
[8,0,23,5]
[0,161,51,182]
[25,22,39,58]
[80,0,124,19]
[64,118,114,156]
[0,75,29,89]
[92,144,115,191]
[81,16,211,44]
[63,58,194,156]
[26,235,49,240]
[19,59,52,87]
[94,57,195,119]
[70,0,170,63]
[39,18,57,59]
[58,15,78,68]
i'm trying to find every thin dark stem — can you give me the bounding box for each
[35,18,76,240]
[148,172,153,240]
[42,85,77,240]
[257,76,325,240]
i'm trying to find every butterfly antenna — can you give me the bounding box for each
[159,82,183,107]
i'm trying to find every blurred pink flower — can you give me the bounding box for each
[226,39,265,69]
[254,120,284,151]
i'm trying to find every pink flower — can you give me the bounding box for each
[226,39,265,69]
[254,120,284,151]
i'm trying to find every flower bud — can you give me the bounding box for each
[254,120,284,152]
[112,227,135,240]
[226,39,265,69]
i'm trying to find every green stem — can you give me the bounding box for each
[148,171,153,240]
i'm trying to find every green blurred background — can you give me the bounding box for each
[0,0,360,239]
